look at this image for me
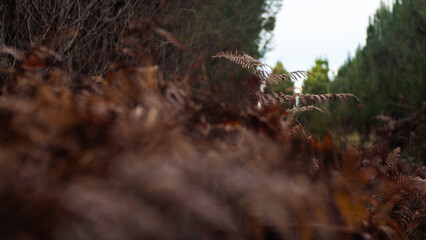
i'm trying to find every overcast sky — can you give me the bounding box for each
[263,0,388,91]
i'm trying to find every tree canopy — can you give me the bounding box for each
[302,58,330,94]
[329,0,425,132]
[268,61,295,95]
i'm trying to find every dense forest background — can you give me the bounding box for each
[299,0,425,164]
[0,0,280,76]
[0,0,281,109]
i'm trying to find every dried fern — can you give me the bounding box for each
[268,70,313,84]
[213,50,264,71]
[264,93,359,108]
[285,105,324,122]
[213,50,360,131]
[383,147,401,173]
[213,50,310,84]
[213,51,359,109]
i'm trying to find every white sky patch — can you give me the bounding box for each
[263,0,387,92]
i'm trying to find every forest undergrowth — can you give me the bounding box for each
[0,18,425,240]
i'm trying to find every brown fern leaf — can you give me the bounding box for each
[264,93,359,108]
[285,105,324,122]
[213,50,264,71]
[277,92,296,108]
[267,70,313,84]
[384,147,401,172]
[213,51,311,85]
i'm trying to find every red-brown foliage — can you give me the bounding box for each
[0,26,424,240]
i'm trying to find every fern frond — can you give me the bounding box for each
[264,93,359,108]
[213,51,311,85]
[213,50,264,71]
[384,147,401,172]
[285,105,324,122]
[268,71,313,84]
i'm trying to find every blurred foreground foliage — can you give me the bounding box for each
[0,1,424,239]
[0,22,425,240]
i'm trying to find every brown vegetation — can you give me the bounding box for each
[0,20,424,239]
